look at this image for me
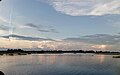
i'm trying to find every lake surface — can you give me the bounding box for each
[0,54,120,75]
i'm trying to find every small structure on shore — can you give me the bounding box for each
[113,56,120,58]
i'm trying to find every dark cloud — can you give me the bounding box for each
[25,23,58,33]
[38,29,50,32]
[1,34,55,41]
[25,23,59,33]
[117,32,120,35]
[26,23,38,28]
[38,29,59,33]
[50,29,59,33]
[0,25,9,31]
[63,34,120,45]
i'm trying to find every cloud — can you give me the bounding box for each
[63,34,120,45]
[0,33,119,50]
[0,17,8,23]
[37,41,93,50]
[35,34,120,50]
[0,16,12,35]
[25,23,38,28]
[25,23,59,33]
[0,24,9,31]
[47,0,120,16]
[0,18,9,35]
[38,29,50,32]
[0,30,6,35]
[1,34,55,41]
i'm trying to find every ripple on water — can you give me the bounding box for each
[0,54,119,75]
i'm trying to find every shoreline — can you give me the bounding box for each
[0,49,120,56]
[0,51,120,56]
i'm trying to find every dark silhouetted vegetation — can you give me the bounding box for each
[113,56,120,58]
[0,49,120,56]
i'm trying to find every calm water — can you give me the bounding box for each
[0,54,120,75]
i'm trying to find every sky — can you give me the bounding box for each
[0,0,120,51]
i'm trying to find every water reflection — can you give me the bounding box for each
[0,54,119,75]
[99,55,105,64]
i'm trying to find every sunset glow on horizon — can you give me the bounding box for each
[0,0,120,51]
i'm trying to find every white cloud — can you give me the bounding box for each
[0,17,8,23]
[0,17,9,35]
[48,0,120,16]
[0,30,6,35]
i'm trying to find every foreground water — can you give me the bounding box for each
[0,54,120,75]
